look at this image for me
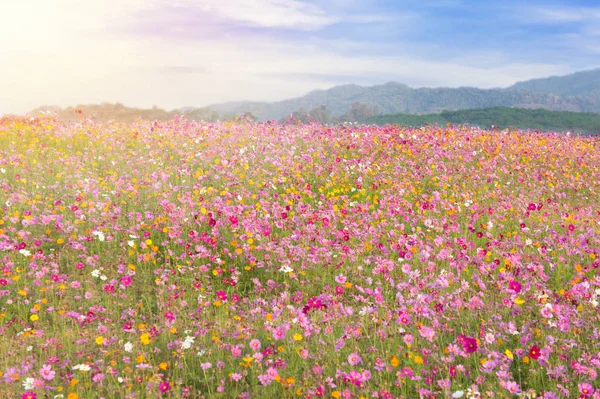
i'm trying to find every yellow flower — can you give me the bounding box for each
[332,392,341,399]
[140,333,152,345]
[505,349,514,360]
[514,297,525,305]
[57,238,64,244]
[293,333,303,341]
[30,314,39,321]
[95,336,104,345]
[390,356,400,367]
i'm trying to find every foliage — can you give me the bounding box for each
[367,106,600,134]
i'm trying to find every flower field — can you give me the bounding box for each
[1,116,600,399]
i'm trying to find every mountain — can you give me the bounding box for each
[509,68,600,97]
[27,68,600,123]
[209,70,600,121]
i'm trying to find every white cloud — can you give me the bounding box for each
[169,0,337,30]
[531,6,600,23]
[0,0,585,115]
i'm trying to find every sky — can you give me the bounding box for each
[1,0,599,114]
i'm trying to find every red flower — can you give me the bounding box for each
[529,345,541,360]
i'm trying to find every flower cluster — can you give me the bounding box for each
[0,115,599,398]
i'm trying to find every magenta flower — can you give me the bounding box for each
[579,383,594,396]
[509,280,522,293]
[159,381,171,393]
[216,290,228,301]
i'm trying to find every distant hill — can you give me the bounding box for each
[209,70,600,121]
[30,103,219,123]
[28,68,600,123]
[366,107,600,135]
[509,68,600,97]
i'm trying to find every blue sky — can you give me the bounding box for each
[1,0,599,113]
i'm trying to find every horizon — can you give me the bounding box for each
[2,0,600,115]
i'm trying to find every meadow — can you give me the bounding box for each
[0,116,599,399]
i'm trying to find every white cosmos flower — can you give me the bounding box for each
[279,265,293,274]
[23,377,35,390]
[452,391,464,398]
[19,249,31,257]
[181,335,195,349]
[92,231,106,241]
[124,342,133,352]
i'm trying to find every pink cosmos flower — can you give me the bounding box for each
[348,353,362,366]
[40,364,55,381]
[120,275,132,286]
[273,326,286,340]
[418,325,436,342]
[249,339,261,352]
